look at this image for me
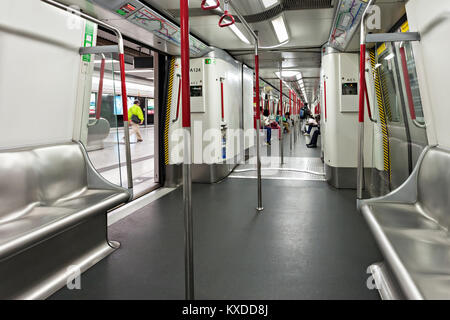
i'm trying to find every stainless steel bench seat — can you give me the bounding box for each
[0,142,130,299]
[366,202,441,230]
[360,146,450,300]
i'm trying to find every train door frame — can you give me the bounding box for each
[395,41,428,164]
[380,41,414,175]
[374,39,428,191]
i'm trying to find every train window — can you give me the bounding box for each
[400,42,425,125]
[378,46,403,123]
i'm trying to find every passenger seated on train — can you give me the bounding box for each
[306,115,321,149]
[262,109,272,146]
[303,115,319,136]
[270,114,281,139]
[275,111,282,124]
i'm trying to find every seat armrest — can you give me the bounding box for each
[76,141,132,201]
[361,145,435,207]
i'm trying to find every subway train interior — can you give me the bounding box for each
[1,0,450,305]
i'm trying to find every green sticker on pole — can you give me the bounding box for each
[82,21,95,62]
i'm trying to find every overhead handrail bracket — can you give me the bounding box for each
[79,45,119,55]
[365,32,421,43]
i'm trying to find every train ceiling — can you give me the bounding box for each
[57,0,406,103]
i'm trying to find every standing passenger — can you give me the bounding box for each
[262,109,272,145]
[283,112,291,133]
[128,100,144,142]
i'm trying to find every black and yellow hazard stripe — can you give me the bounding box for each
[164,58,176,165]
[370,50,391,179]
[380,73,393,122]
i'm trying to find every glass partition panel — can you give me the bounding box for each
[377,43,403,123]
[399,42,426,125]
[366,40,428,199]
[85,53,125,187]
[123,55,157,197]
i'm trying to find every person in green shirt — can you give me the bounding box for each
[128,100,144,142]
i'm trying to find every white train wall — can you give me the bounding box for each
[406,0,450,150]
[165,50,254,185]
[0,0,95,150]
[320,51,375,189]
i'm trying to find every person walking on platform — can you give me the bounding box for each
[128,100,144,142]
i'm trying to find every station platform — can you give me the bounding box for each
[88,126,157,197]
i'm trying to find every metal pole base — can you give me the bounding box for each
[256,207,264,212]
[183,128,194,300]
[256,119,263,211]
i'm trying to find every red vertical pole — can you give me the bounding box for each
[294,97,296,114]
[289,90,292,114]
[255,57,260,121]
[357,37,368,200]
[220,79,225,121]
[180,0,194,300]
[255,31,263,212]
[324,80,327,120]
[293,93,295,114]
[358,44,366,123]
[96,57,106,120]
[253,87,257,129]
[279,79,283,116]
[119,54,128,122]
[181,4,191,129]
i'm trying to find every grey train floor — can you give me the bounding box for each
[50,178,382,299]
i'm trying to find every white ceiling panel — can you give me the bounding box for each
[83,0,408,102]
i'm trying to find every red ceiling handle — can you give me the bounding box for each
[324,79,327,121]
[219,10,235,27]
[201,0,220,10]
